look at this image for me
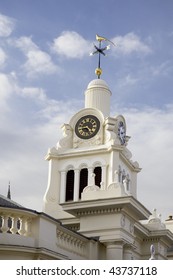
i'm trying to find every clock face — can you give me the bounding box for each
[118,121,126,145]
[75,115,100,139]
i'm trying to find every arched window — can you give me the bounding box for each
[94,166,102,187]
[79,168,88,199]
[65,170,74,201]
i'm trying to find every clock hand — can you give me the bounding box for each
[82,126,92,132]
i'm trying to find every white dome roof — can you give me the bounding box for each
[87,79,110,91]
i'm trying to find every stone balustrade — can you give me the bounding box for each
[0,207,36,237]
[0,206,97,259]
[56,227,88,258]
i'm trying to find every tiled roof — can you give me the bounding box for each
[0,194,24,208]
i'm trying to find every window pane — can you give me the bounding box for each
[79,168,88,199]
[94,167,102,187]
[65,170,74,201]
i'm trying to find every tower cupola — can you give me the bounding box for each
[84,79,112,117]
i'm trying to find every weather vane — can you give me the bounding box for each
[90,34,115,79]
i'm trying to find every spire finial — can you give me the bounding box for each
[7,181,11,199]
[90,34,115,79]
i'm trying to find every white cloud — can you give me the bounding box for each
[52,31,91,58]
[112,32,151,55]
[118,74,139,88]
[14,36,58,77]
[20,87,47,102]
[14,36,37,52]
[0,72,16,111]
[150,61,173,77]
[0,73,12,99]
[0,13,15,37]
[0,48,7,66]
[0,71,48,104]
[24,49,58,77]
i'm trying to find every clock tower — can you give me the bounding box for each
[43,78,141,220]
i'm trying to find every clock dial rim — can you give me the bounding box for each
[75,115,100,139]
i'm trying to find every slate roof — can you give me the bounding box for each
[0,194,24,208]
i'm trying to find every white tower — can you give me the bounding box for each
[43,77,141,220]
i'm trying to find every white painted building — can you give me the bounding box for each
[1,78,173,260]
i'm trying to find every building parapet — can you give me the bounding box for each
[0,206,99,260]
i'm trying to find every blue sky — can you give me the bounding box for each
[0,0,173,219]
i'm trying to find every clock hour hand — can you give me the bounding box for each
[82,126,92,132]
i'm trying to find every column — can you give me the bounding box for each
[88,167,93,186]
[10,216,19,234]
[106,242,124,260]
[101,165,107,190]
[73,169,80,201]
[60,171,66,203]
[123,245,133,260]
[1,215,9,233]
[18,217,26,236]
